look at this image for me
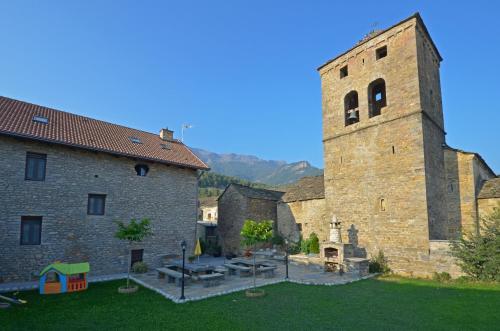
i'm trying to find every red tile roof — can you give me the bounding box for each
[0,96,209,170]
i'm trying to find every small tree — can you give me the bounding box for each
[451,206,500,281]
[241,220,273,291]
[115,218,153,289]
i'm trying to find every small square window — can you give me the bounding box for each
[340,66,348,78]
[25,152,47,181]
[376,46,387,60]
[297,223,302,232]
[88,194,106,215]
[20,216,42,245]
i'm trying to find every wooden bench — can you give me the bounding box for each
[156,267,191,287]
[198,273,224,287]
[257,265,277,278]
[223,263,251,277]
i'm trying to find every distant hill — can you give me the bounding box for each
[192,148,323,186]
[198,171,271,198]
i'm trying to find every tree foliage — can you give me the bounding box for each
[240,220,274,248]
[199,171,272,198]
[115,219,153,243]
[451,205,500,281]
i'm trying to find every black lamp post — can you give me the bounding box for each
[285,238,289,280]
[180,240,186,300]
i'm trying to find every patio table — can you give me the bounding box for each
[230,257,273,268]
[169,260,215,277]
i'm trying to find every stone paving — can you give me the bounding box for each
[0,256,375,303]
[131,257,375,303]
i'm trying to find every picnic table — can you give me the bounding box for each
[230,257,274,268]
[169,260,215,278]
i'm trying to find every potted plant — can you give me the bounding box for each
[188,255,196,263]
[115,218,152,294]
[240,219,273,297]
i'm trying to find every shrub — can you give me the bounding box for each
[432,272,452,282]
[299,233,320,255]
[188,256,196,263]
[308,233,320,254]
[271,234,285,247]
[300,238,311,254]
[131,261,148,273]
[288,242,301,255]
[200,238,222,257]
[450,205,500,282]
[369,250,391,274]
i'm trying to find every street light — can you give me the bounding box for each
[284,238,289,280]
[180,240,187,300]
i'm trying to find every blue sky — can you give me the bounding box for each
[1,1,499,172]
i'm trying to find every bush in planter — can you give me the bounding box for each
[132,261,148,274]
[369,250,391,274]
[241,219,273,293]
[188,255,196,263]
[115,218,152,290]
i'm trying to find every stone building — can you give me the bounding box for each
[277,175,326,242]
[196,197,218,244]
[199,197,218,222]
[217,184,284,254]
[0,96,208,282]
[318,13,496,277]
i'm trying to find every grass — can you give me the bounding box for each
[1,276,499,330]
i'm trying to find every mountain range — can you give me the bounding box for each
[192,148,323,186]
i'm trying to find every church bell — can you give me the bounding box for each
[347,110,358,121]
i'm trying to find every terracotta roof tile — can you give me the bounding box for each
[0,96,209,170]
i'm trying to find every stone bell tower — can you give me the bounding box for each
[318,13,448,276]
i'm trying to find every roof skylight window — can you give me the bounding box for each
[32,115,49,124]
[129,137,142,144]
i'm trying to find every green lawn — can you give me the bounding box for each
[1,277,499,330]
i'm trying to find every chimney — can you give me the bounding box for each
[159,128,174,141]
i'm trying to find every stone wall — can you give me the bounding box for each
[445,149,496,237]
[217,186,279,255]
[478,198,500,220]
[427,240,462,278]
[277,199,327,243]
[0,136,199,282]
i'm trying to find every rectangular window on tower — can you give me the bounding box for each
[376,46,387,60]
[340,65,348,78]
